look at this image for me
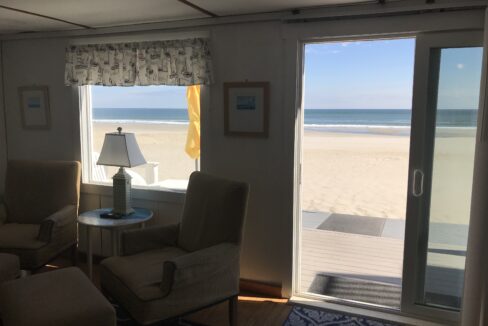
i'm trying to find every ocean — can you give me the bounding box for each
[93,108,478,134]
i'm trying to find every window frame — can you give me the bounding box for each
[79,85,200,192]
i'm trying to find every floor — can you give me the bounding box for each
[39,255,292,326]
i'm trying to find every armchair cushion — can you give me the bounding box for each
[161,243,240,297]
[100,244,240,325]
[121,224,179,256]
[0,224,45,250]
[101,246,187,301]
[4,160,80,224]
[178,172,249,252]
[0,202,6,225]
[38,205,77,243]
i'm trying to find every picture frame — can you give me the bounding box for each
[18,86,51,130]
[224,82,269,137]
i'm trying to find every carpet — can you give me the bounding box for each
[110,297,205,326]
[284,306,402,326]
[308,274,401,308]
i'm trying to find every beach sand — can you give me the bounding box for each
[93,122,195,182]
[93,122,475,225]
[302,128,476,225]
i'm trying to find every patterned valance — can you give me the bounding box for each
[65,38,212,86]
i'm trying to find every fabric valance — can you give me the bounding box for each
[64,38,212,86]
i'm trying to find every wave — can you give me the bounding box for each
[304,124,477,129]
[305,124,410,129]
[93,119,189,125]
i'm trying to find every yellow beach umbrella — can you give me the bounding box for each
[185,85,200,160]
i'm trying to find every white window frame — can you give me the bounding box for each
[79,85,199,192]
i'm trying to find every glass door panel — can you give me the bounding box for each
[421,47,483,309]
[403,31,483,323]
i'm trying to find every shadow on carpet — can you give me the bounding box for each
[110,297,206,326]
[284,306,403,326]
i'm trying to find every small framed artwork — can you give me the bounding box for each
[18,86,51,130]
[224,82,269,137]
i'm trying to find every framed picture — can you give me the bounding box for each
[224,82,269,137]
[18,86,51,130]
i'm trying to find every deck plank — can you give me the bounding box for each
[300,228,404,294]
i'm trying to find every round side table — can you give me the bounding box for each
[77,207,153,280]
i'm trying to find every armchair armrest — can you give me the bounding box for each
[160,243,240,297]
[38,205,77,242]
[120,224,179,256]
[0,200,6,225]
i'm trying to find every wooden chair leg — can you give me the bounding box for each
[70,244,78,266]
[229,296,238,326]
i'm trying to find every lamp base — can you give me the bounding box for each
[112,167,134,215]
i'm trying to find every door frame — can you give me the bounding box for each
[292,29,484,324]
[292,32,416,307]
[402,30,484,322]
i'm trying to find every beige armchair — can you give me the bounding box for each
[0,160,81,270]
[100,171,249,325]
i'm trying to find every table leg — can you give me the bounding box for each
[86,226,93,280]
[112,229,119,257]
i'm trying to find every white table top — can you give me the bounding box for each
[77,207,153,228]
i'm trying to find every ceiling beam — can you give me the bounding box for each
[177,0,219,18]
[0,4,92,29]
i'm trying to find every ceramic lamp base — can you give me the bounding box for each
[112,167,134,215]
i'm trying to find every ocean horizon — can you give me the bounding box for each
[93,108,478,134]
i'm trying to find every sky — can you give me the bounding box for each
[304,38,416,109]
[92,85,187,109]
[92,38,482,110]
[305,38,482,110]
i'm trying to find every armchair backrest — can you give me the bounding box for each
[4,160,81,224]
[178,172,249,252]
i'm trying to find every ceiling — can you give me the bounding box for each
[0,0,373,35]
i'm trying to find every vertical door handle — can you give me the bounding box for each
[412,169,424,197]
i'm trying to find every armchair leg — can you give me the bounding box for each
[229,296,238,326]
[70,244,78,266]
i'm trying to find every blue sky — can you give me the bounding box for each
[92,38,482,110]
[304,38,415,109]
[92,85,187,109]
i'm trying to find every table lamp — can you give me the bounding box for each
[97,127,146,216]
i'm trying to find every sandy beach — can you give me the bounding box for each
[93,122,195,182]
[302,127,476,225]
[93,122,475,225]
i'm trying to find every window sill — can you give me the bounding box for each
[81,182,186,204]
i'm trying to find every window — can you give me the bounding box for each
[80,85,200,191]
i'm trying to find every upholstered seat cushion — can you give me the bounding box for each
[0,267,115,326]
[0,224,45,249]
[0,254,20,283]
[101,246,187,301]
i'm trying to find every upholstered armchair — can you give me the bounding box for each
[0,160,81,270]
[100,171,249,325]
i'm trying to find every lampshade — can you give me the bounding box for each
[97,129,146,168]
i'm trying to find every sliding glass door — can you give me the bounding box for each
[402,31,483,321]
[295,30,484,324]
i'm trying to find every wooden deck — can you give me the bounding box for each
[300,226,465,308]
[300,228,404,294]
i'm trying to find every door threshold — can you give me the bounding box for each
[289,295,449,326]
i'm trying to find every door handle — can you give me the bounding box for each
[412,169,424,197]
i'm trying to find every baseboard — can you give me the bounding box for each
[239,279,282,298]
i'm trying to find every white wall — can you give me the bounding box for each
[0,22,294,291]
[0,8,485,299]
[2,38,79,162]
[204,22,293,288]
